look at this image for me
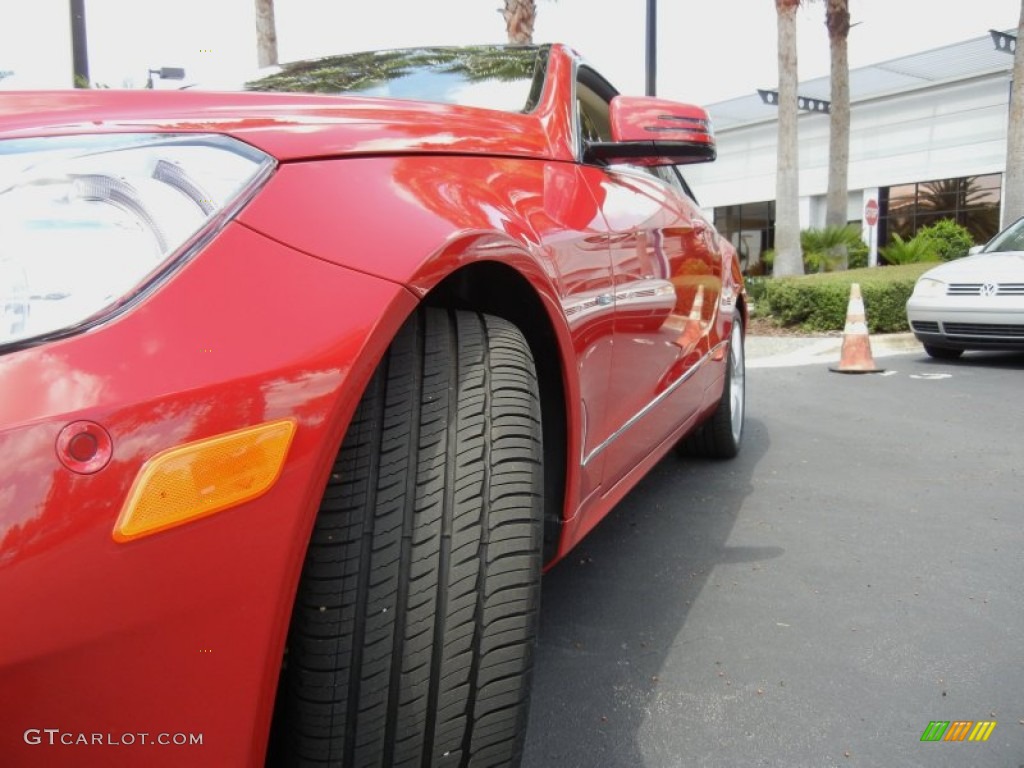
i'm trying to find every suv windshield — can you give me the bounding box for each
[242,45,549,113]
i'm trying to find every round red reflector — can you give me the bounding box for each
[57,421,113,474]
[67,432,98,462]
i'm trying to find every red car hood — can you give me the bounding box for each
[0,90,559,161]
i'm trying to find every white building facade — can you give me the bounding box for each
[683,31,1014,272]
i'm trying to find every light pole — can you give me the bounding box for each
[69,0,89,87]
[646,0,656,96]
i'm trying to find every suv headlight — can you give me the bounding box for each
[0,133,275,349]
[911,277,946,299]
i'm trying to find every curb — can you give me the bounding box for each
[747,333,922,369]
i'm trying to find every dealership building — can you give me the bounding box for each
[684,29,1017,272]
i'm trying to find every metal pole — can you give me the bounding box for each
[70,0,89,88]
[646,0,656,96]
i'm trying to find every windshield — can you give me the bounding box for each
[983,216,1024,253]
[242,45,549,114]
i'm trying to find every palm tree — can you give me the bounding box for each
[822,0,852,269]
[773,0,804,276]
[824,2,851,230]
[1002,1,1024,227]
[502,0,537,44]
[245,46,541,94]
[255,0,278,68]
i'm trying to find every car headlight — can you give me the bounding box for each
[911,277,946,299]
[0,133,275,349]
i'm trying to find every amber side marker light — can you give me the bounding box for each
[113,419,297,543]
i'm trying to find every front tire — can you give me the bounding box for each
[271,307,544,767]
[678,311,745,459]
[924,344,964,360]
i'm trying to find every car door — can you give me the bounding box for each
[535,161,617,506]
[571,71,724,494]
[595,165,722,489]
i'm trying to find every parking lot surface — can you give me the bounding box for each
[523,347,1024,768]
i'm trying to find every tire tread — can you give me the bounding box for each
[272,308,542,768]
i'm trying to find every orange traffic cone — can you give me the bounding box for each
[674,284,705,350]
[829,283,884,374]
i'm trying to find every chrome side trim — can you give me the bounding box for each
[582,339,730,466]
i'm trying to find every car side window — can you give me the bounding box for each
[575,81,658,182]
[620,157,702,208]
[662,166,700,207]
[650,166,681,191]
[573,66,700,207]
[577,98,602,145]
[574,67,614,160]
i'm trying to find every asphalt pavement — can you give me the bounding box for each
[522,338,1024,768]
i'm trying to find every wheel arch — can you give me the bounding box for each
[422,260,571,565]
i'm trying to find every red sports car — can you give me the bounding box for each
[0,44,746,767]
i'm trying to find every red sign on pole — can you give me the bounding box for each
[865,198,879,226]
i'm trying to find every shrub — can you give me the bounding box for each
[744,275,769,305]
[846,238,869,269]
[757,264,935,333]
[914,219,974,261]
[763,280,851,331]
[880,233,939,265]
[760,227,870,275]
[745,276,771,318]
[801,225,865,272]
[745,257,770,276]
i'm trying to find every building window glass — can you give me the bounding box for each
[713,200,775,274]
[879,173,1001,246]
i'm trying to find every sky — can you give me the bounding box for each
[1,0,1021,105]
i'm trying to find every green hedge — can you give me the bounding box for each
[757,263,936,333]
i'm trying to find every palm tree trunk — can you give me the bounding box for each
[502,0,536,44]
[1003,1,1024,227]
[774,0,804,276]
[825,0,850,229]
[255,0,278,68]
[825,0,851,268]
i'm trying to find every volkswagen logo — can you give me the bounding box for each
[980,282,998,297]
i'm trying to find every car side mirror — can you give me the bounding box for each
[584,96,716,167]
